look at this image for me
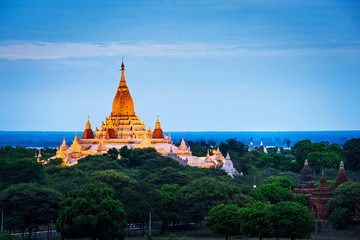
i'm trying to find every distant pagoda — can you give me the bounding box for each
[309,170,334,220]
[293,159,318,196]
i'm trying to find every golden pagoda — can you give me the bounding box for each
[50,61,223,168]
[93,61,147,140]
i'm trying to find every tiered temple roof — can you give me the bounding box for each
[152,115,164,139]
[50,62,236,175]
[309,170,334,220]
[334,161,348,190]
[83,116,94,139]
[293,159,318,196]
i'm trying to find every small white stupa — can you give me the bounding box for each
[277,145,281,154]
[264,145,268,154]
[248,137,255,152]
[222,153,240,178]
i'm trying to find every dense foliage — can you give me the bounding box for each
[343,138,360,171]
[0,136,359,239]
[56,185,127,240]
[292,140,345,172]
[205,204,242,240]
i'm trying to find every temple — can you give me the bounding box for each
[293,161,351,220]
[293,159,318,196]
[334,161,348,190]
[50,62,230,171]
[221,153,240,178]
[309,170,334,220]
[259,139,264,151]
[248,137,254,151]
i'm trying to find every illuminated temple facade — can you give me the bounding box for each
[52,62,225,168]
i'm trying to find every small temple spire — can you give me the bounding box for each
[339,160,344,169]
[259,139,264,150]
[248,137,254,152]
[119,58,127,87]
[153,115,164,139]
[304,159,309,167]
[155,115,161,129]
[334,160,348,190]
[277,145,281,154]
[319,170,328,188]
[86,116,91,129]
[83,116,94,139]
[60,136,69,151]
[205,149,212,162]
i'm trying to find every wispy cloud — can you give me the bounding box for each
[0,41,359,60]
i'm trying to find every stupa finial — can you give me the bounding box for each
[119,57,127,87]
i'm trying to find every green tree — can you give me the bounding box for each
[128,148,160,168]
[119,145,131,158]
[327,207,353,230]
[45,166,89,197]
[0,231,22,240]
[328,182,360,214]
[46,157,65,167]
[219,138,246,156]
[266,201,315,240]
[238,201,272,240]
[75,154,121,171]
[307,151,344,173]
[292,140,325,170]
[343,138,360,171]
[107,147,119,160]
[187,141,206,156]
[0,183,62,239]
[56,185,127,240]
[248,182,293,204]
[158,184,181,233]
[205,204,241,240]
[264,176,297,189]
[292,140,345,172]
[0,158,44,188]
[175,177,252,223]
[293,195,309,206]
[255,153,294,171]
[89,170,159,226]
[240,150,263,166]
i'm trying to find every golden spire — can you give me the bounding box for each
[205,149,212,162]
[86,116,91,130]
[155,115,161,129]
[74,132,78,141]
[111,60,135,116]
[60,136,69,151]
[119,58,127,87]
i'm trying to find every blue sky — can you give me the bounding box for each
[0,0,359,131]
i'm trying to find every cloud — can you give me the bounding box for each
[0,41,359,60]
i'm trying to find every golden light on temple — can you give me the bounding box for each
[49,61,239,176]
